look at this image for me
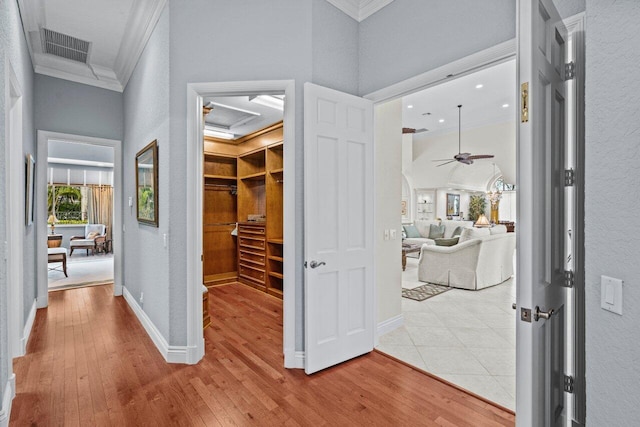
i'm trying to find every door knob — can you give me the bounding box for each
[534,306,554,321]
[309,260,326,269]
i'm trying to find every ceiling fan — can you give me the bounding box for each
[433,105,494,167]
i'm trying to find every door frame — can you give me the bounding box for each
[186,80,296,366]
[5,59,24,366]
[36,131,124,307]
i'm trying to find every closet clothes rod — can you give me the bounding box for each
[204,222,237,226]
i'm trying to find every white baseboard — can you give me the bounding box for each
[377,314,404,339]
[20,300,37,356]
[0,376,14,427]
[122,287,191,364]
[284,349,305,369]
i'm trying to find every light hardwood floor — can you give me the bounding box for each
[10,283,515,426]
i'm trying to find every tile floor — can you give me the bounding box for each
[377,256,517,410]
[48,251,114,291]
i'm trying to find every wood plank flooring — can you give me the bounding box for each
[10,283,515,426]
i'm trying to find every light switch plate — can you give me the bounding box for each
[601,275,623,315]
[390,229,397,240]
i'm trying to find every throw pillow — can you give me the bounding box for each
[87,231,99,239]
[459,227,491,243]
[435,237,459,247]
[452,226,464,237]
[428,224,445,239]
[403,225,421,238]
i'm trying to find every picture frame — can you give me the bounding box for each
[25,154,35,226]
[446,193,460,217]
[136,140,159,226]
[401,200,408,217]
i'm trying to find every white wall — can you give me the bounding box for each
[585,1,640,424]
[375,99,402,324]
[0,0,35,412]
[122,4,171,342]
[34,74,123,142]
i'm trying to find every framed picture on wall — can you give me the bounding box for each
[446,193,460,217]
[25,154,35,226]
[136,140,159,226]
[401,200,408,217]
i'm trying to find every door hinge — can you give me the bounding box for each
[565,168,575,186]
[563,270,575,288]
[564,375,575,393]
[304,261,307,268]
[565,61,575,80]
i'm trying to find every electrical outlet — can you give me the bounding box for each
[163,233,168,248]
[390,229,397,240]
[128,196,133,207]
[140,292,144,305]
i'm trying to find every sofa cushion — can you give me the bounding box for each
[435,237,459,247]
[459,227,491,243]
[414,220,440,237]
[87,231,99,239]
[403,225,421,238]
[490,224,508,235]
[428,224,445,239]
[452,226,464,237]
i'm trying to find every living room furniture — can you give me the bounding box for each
[48,247,68,277]
[402,243,422,271]
[403,219,474,247]
[47,234,62,248]
[69,224,106,256]
[418,225,515,290]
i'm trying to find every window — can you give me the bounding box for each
[48,185,88,224]
[492,176,516,192]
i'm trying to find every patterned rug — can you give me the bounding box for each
[402,283,450,301]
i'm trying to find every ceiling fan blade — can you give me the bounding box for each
[432,158,454,162]
[455,152,471,160]
[467,154,495,160]
[460,159,474,165]
[436,160,456,167]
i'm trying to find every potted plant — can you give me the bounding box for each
[468,195,487,221]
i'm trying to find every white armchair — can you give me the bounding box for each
[418,232,516,290]
[69,224,106,256]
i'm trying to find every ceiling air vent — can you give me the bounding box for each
[41,28,91,63]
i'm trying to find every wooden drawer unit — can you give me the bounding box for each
[239,250,265,266]
[238,236,265,250]
[238,222,267,290]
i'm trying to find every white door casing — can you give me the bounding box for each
[304,83,374,374]
[516,0,568,424]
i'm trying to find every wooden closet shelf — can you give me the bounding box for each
[204,174,237,181]
[267,239,283,245]
[268,272,284,279]
[239,171,266,180]
[269,168,284,175]
[268,255,284,262]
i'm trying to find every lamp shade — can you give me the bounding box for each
[474,214,491,227]
[47,215,57,224]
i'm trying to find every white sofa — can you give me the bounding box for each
[417,225,516,290]
[403,219,474,246]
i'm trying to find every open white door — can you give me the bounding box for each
[516,0,570,425]
[304,82,374,374]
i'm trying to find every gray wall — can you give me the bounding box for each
[35,74,123,142]
[358,0,516,96]
[0,0,35,409]
[585,1,640,424]
[122,4,171,341]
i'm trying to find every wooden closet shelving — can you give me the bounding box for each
[203,121,284,301]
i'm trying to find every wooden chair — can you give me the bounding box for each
[48,247,68,277]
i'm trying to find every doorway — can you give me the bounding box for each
[186,81,296,367]
[36,131,124,308]
[45,140,115,292]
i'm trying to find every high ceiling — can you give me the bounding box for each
[203,96,284,140]
[16,1,391,92]
[402,60,516,137]
[17,0,166,91]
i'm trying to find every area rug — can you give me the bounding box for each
[402,283,450,301]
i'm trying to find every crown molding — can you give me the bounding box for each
[34,64,123,92]
[326,0,394,22]
[115,0,167,90]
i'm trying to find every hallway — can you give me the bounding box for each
[10,284,514,426]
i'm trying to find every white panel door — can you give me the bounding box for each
[516,0,569,425]
[304,82,374,374]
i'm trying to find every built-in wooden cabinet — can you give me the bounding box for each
[203,122,284,300]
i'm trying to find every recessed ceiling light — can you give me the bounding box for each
[502,103,509,108]
[407,105,413,109]
[475,84,483,89]
[439,119,445,123]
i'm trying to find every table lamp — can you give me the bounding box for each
[474,214,491,228]
[48,215,56,234]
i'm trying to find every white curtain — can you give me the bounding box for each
[87,186,113,241]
